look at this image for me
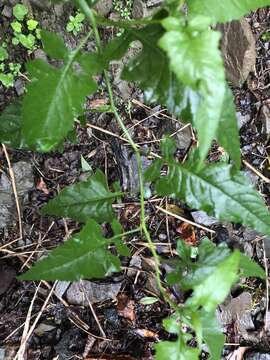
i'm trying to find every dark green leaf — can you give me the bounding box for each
[18,219,121,281]
[41,30,68,60]
[22,32,98,152]
[188,251,240,312]
[148,139,270,237]
[0,102,26,148]
[159,18,226,160]
[187,0,270,24]
[103,24,190,118]
[217,87,241,170]
[42,170,117,223]
[200,311,225,360]
[155,340,200,360]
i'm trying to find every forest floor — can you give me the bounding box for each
[0,1,270,359]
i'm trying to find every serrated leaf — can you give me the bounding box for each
[22,31,98,152]
[147,138,270,237]
[41,30,68,60]
[239,252,265,279]
[155,340,200,360]
[187,0,270,24]
[188,251,239,312]
[217,87,241,170]
[42,170,118,223]
[159,19,226,160]
[103,23,190,117]
[18,219,121,281]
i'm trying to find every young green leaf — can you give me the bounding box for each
[147,138,270,237]
[217,87,241,170]
[200,311,225,360]
[139,296,159,305]
[155,340,200,360]
[187,0,270,24]
[0,46,8,61]
[22,31,98,151]
[13,4,28,21]
[187,251,240,312]
[42,170,118,223]
[18,219,121,281]
[239,252,265,279]
[159,18,226,160]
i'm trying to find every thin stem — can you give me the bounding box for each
[77,0,178,311]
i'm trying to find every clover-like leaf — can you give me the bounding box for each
[42,170,119,223]
[18,219,121,281]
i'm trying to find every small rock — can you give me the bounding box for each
[217,292,255,339]
[127,255,142,277]
[145,275,160,295]
[34,323,56,337]
[94,0,113,16]
[246,353,270,360]
[243,228,259,242]
[132,0,150,18]
[1,5,12,18]
[34,49,48,62]
[236,111,250,129]
[0,348,5,360]
[54,281,70,298]
[66,281,121,306]
[14,79,25,96]
[259,105,270,136]
[13,161,34,196]
[217,18,256,87]
[0,262,16,295]
[191,210,219,226]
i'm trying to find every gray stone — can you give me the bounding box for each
[2,6,12,18]
[191,210,219,226]
[66,281,121,306]
[94,0,113,16]
[34,49,48,62]
[34,323,56,337]
[14,78,25,96]
[236,111,250,129]
[217,18,256,87]
[54,281,70,298]
[217,292,255,339]
[0,161,33,228]
[259,105,270,136]
[127,255,142,277]
[246,353,270,360]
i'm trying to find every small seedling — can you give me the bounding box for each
[66,12,85,35]
[13,3,28,21]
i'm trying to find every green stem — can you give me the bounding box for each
[77,0,178,311]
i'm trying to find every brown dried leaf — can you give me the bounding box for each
[117,294,136,322]
[176,222,197,245]
[36,178,49,194]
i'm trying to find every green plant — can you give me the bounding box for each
[11,3,41,51]
[1,0,270,358]
[113,0,133,19]
[66,11,86,35]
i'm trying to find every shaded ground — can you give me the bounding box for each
[0,1,270,359]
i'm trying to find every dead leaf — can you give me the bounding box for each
[36,178,49,194]
[85,356,137,360]
[117,294,136,322]
[134,328,158,339]
[89,98,108,109]
[176,222,197,245]
[166,204,184,216]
